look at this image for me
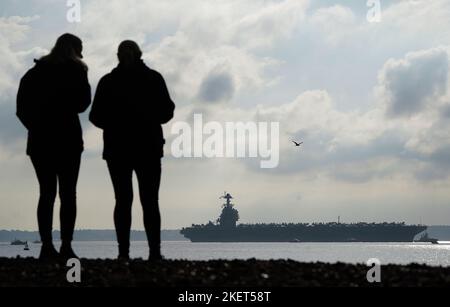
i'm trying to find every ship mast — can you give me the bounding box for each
[220,192,233,206]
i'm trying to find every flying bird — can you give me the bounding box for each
[292,141,303,147]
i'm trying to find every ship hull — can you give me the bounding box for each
[181,225,427,242]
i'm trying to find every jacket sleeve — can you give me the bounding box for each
[16,71,35,130]
[156,73,175,124]
[74,69,92,113]
[89,76,109,129]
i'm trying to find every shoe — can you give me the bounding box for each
[148,253,165,261]
[39,244,60,261]
[60,244,79,261]
[118,254,130,262]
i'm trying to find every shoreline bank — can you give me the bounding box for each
[1,258,449,287]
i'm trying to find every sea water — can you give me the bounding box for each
[1,241,450,266]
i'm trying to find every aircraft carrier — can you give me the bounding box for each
[180,192,427,242]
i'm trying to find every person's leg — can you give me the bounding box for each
[57,154,81,259]
[107,159,134,259]
[30,156,59,260]
[135,159,162,260]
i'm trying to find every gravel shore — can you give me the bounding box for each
[1,257,449,287]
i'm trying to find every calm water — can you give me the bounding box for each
[1,241,450,266]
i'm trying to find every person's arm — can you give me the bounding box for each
[156,73,175,124]
[89,76,109,129]
[16,72,34,130]
[75,69,92,113]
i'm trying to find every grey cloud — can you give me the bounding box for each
[380,48,449,118]
[330,168,378,184]
[318,132,408,183]
[429,145,450,167]
[197,70,235,104]
[414,163,450,182]
[326,133,450,182]
[442,105,450,118]
[244,127,417,183]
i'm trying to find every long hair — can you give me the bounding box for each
[40,33,87,70]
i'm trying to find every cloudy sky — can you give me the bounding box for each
[1,0,450,230]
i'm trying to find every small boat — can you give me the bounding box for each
[33,240,41,244]
[23,242,30,251]
[10,239,27,246]
[414,232,439,244]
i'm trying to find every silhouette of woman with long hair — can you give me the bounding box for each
[90,41,175,260]
[17,33,91,260]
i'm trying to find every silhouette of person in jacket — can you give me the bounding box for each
[89,40,175,260]
[16,33,91,260]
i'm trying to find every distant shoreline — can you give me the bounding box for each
[3,225,450,242]
[0,225,450,243]
[0,229,188,242]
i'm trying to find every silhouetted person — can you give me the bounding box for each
[16,33,91,260]
[89,41,175,260]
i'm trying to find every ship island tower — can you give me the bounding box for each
[217,192,239,228]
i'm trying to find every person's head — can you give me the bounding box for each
[41,33,86,69]
[117,40,142,66]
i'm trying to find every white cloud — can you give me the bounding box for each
[230,0,307,49]
[165,46,450,182]
[77,0,307,103]
[381,0,450,44]
[146,37,277,103]
[0,15,43,99]
[309,5,356,45]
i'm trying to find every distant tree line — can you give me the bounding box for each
[0,230,187,242]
